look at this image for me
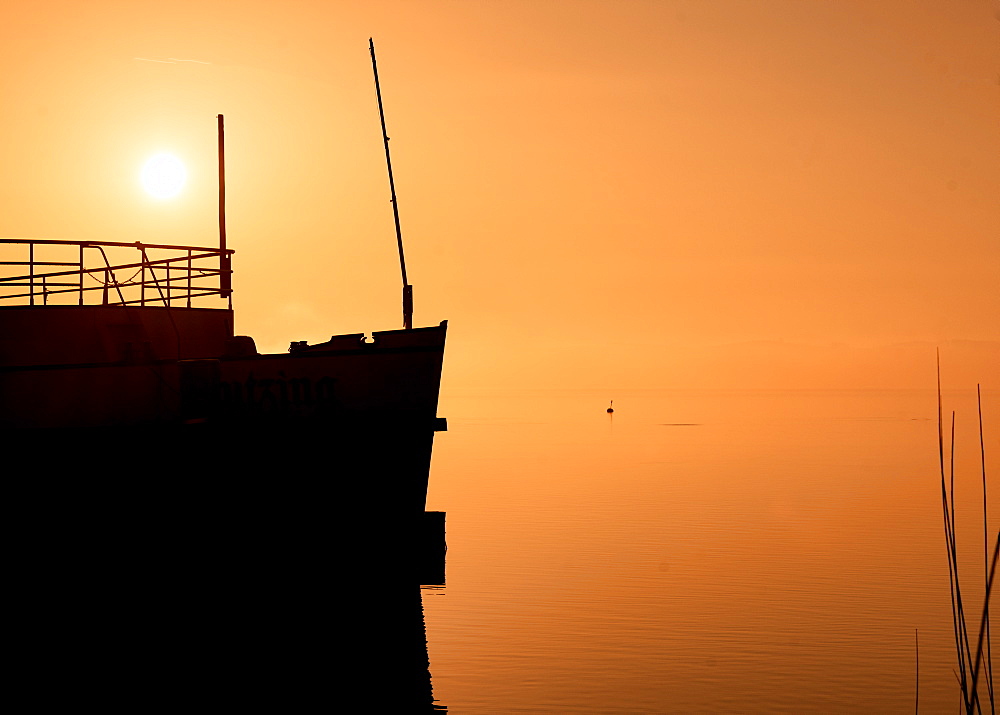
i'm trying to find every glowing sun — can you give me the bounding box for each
[141,153,186,199]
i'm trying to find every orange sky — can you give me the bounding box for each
[1,0,997,390]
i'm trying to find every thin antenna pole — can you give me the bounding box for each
[370,38,412,330]
[218,114,232,302]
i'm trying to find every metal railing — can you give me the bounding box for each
[0,239,234,309]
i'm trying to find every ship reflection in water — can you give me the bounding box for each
[12,479,448,710]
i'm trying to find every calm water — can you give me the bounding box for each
[422,388,997,713]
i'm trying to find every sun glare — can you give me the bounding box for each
[141,153,186,199]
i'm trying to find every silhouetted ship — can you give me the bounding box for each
[0,236,448,705]
[0,115,447,527]
[0,236,447,511]
[2,123,448,708]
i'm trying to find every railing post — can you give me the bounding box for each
[187,250,192,308]
[78,243,84,305]
[102,269,109,305]
[29,243,35,306]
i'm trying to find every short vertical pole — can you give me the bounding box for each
[218,114,232,300]
[78,243,84,305]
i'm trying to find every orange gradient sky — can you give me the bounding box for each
[1,0,997,390]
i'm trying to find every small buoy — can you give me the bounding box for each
[607,400,614,414]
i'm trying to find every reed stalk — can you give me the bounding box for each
[936,356,996,714]
[970,535,998,715]
[979,385,994,714]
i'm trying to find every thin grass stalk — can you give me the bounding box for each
[970,534,999,714]
[915,628,919,715]
[939,357,972,713]
[953,411,958,553]
[951,410,978,710]
[939,420,969,711]
[978,385,994,714]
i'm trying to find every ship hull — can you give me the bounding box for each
[6,319,449,705]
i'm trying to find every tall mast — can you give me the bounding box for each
[369,38,413,330]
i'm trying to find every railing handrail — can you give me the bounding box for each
[0,238,234,308]
[0,238,234,255]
